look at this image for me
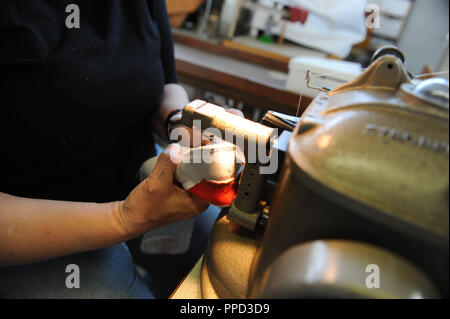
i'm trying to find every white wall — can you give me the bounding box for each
[398,0,449,74]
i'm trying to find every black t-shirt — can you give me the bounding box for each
[0,0,177,202]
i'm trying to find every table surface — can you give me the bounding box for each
[170,256,203,299]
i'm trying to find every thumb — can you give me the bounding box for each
[148,144,182,189]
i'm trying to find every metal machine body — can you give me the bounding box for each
[173,48,449,299]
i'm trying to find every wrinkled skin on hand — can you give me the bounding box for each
[116,144,209,237]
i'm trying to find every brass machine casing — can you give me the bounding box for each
[176,49,449,299]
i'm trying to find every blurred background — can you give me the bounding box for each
[165,0,449,121]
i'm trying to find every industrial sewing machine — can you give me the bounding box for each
[171,47,449,299]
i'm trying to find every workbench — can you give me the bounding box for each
[173,31,315,116]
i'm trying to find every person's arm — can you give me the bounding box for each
[148,0,185,140]
[0,192,124,266]
[149,2,243,141]
[0,145,208,267]
[152,83,189,140]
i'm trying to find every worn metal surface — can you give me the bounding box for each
[258,240,440,299]
[290,55,449,238]
[249,53,449,298]
[179,51,449,299]
[201,213,260,298]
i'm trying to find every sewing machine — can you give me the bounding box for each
[171,47,449,299]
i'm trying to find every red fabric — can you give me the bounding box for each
[290,7,309,24]
[188,178,239,207]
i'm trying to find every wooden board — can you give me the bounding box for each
[173,31,290,73]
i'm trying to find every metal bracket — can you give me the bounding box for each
[305,70,331,93]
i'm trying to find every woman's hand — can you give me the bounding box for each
[114,144,209,237]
